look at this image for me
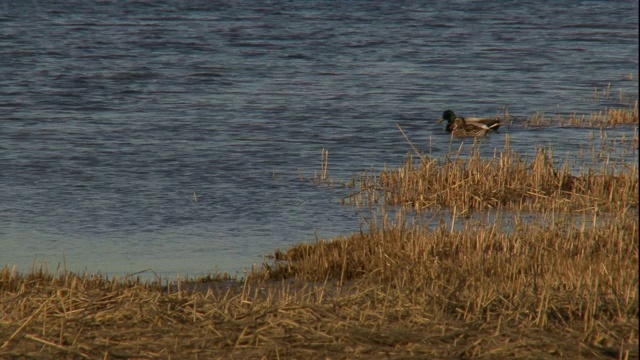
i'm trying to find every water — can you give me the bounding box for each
[1,1,638,280]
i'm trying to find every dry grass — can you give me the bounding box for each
[344,143,638,214]
[523,102,639,128]
[264,207,638,355]
[560,102,639,128]
[3,217,638,360]
[1,116,638,358]
[261,140,638,358]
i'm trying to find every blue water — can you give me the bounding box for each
[1,1,638,280]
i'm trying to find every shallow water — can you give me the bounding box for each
[1,1,638,280]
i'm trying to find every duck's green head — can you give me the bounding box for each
[438,109,456,124]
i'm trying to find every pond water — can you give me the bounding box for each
[0,0,637,280]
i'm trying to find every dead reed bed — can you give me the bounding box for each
[264,133,638,356]
[524,102,639,128]
[344,143,638,214]
[1,119,638,359]
[3,209,638,360]
[264,206,638,357]
[593,82,637,104]
[560,102,638,127]
[579,129,639,159]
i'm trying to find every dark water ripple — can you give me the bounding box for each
[0,0,637,279]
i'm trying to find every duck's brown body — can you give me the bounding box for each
[438,110,501,136]
[450,117,492,138]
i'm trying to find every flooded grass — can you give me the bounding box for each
[561,102,638,127]
[1,107,638,359]
[344,143,638,214]
[523,101,638,128]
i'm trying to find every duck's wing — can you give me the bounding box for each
[465,121,491,131]
[453,125,488,138]
[481,118,501,130]
[466,117,501,130]
[465,117,485,122]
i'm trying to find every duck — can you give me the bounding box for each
[449,117,494,138]
[437,109,501,133]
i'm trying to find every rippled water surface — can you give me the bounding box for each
[1,1,638,279]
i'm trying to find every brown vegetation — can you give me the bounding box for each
[266,208,637,357]
[524,102,639,128]
[344,143,638,214]
[1,106,638,359]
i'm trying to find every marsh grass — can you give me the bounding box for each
[1,114,638,359]
[260,138,638,357]
[264,207,637,336]
[561,102,639,127]
[344,143,638,214]
[593,81,637,104]
[316,147,330,183]
[3,208,637,359]
[523,102,639,128]
[524,111,550,127]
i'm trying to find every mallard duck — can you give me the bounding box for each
[450,117,492,138]
[438,109,501,133]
